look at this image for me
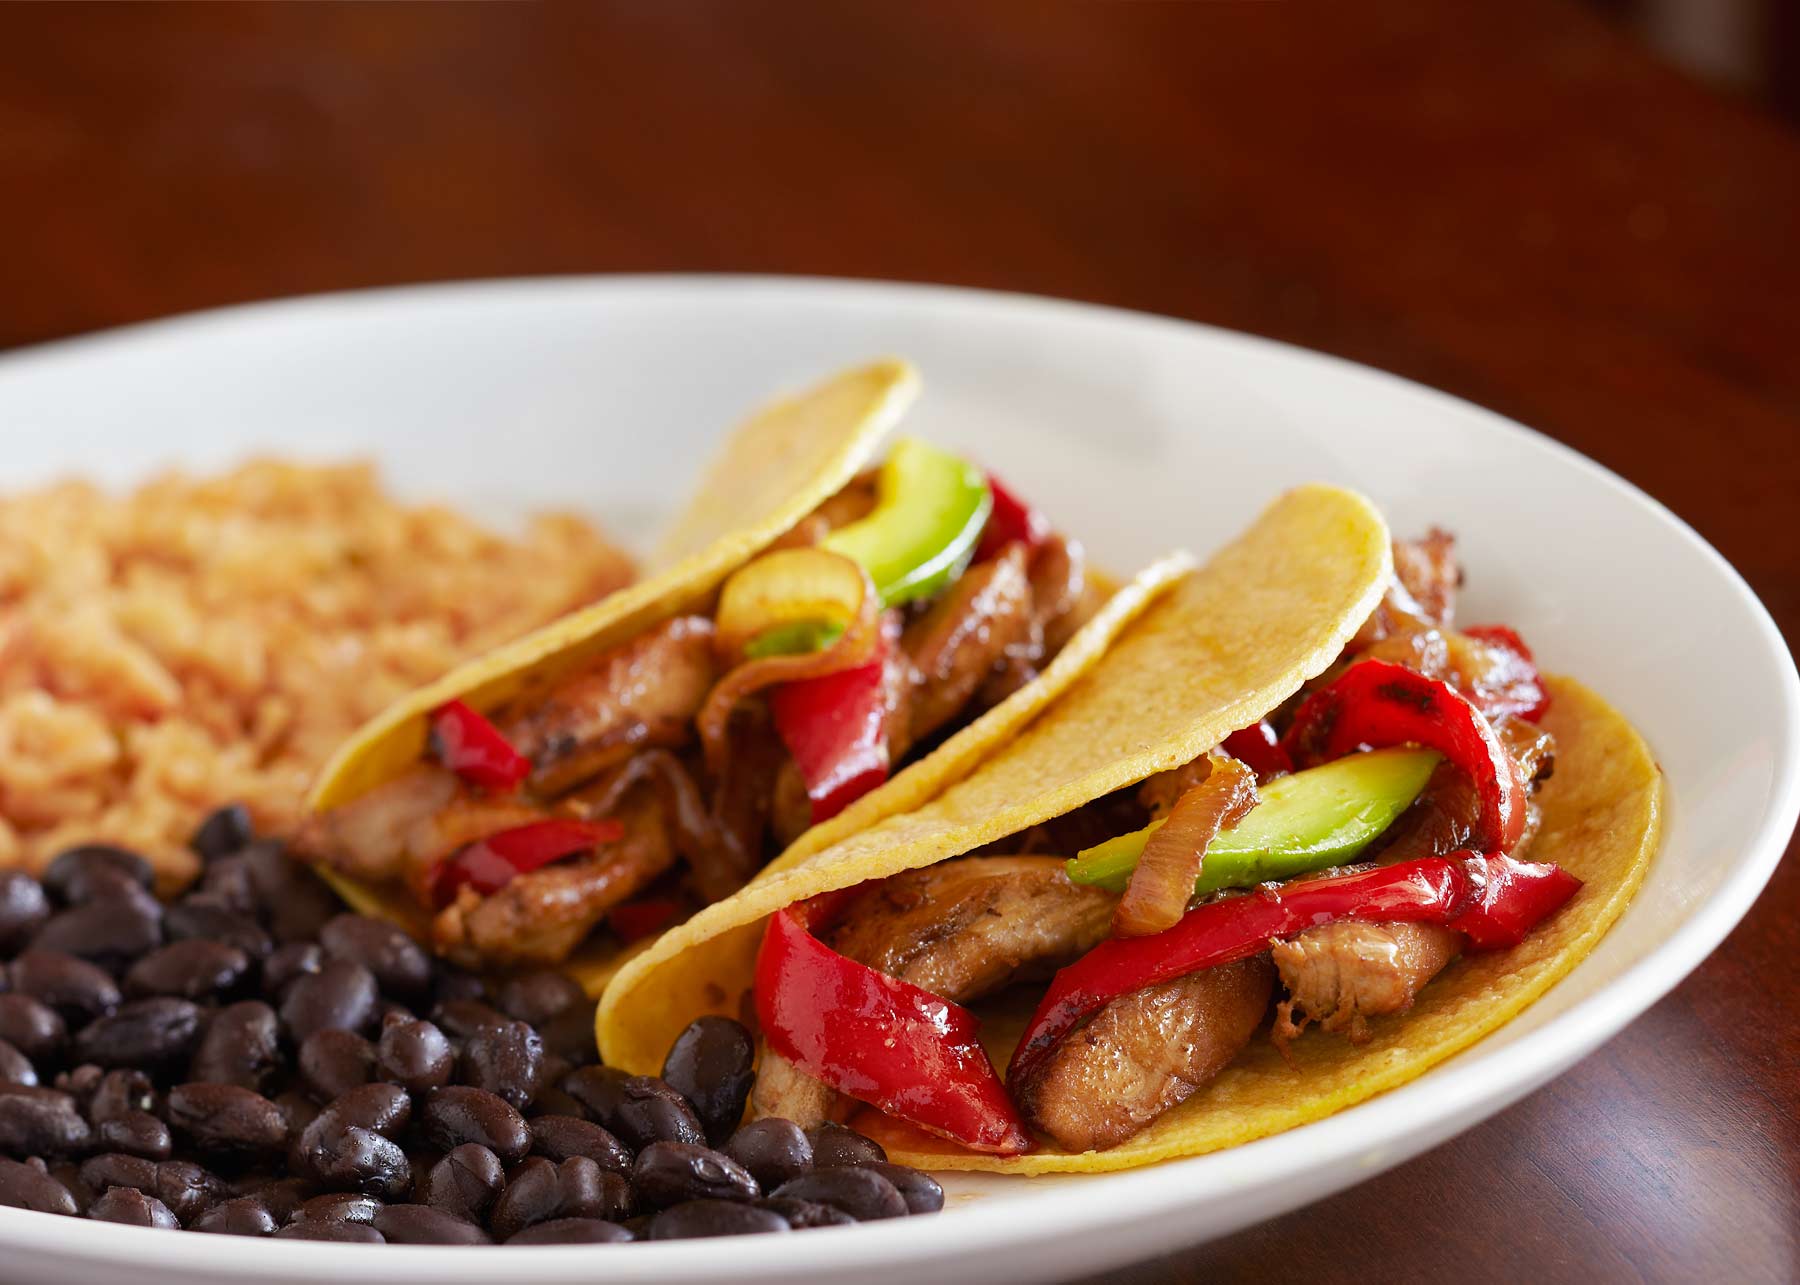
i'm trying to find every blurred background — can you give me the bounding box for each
[1594,0,1800,116]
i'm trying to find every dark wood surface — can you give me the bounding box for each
[1,4,1795,1280]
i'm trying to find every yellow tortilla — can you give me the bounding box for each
[861,674,1663,1171]
[307,359,919,814]
[597,483,1395,1073]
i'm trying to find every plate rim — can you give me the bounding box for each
[0,273,1792,1279]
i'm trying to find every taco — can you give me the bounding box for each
[595,489,1661,1172]
[294,359,1189,991]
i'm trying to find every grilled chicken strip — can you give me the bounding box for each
[828,856,1116,1003]
[290,765,546,889]
[432,791,676,968]
[1011,956,1274,1153]
[504,616,718,794]
[899,545,1034,751]
[750,856,1114,1125]
[1270,920,1461,1051]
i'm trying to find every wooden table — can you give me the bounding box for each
[1,4,1794,1279]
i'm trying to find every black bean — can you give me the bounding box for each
[296,1191,383,1225]
[0,1085,92,1155]
[318,915,431,1002]
[164,901,273,960]
[97,1110,172,1160]
[529,1114,631,1175]
[431,998,510,1042]
[279,960,377,1043]
[0,1040,35,1089]
[758,1196,856,1229]
[506,1216,633,1244]
[298,1029,375,1101]
[0,871,50,954]
[634,1141,758,1208]
[48,1159,93,1214]
[559,1156,636,1222]
[806,1120,887,1168]
[0,1155,78,1215]
[79,1152,159,1194]
[860,1162,943,1214]
[9,951,120,1025]
[0,993,66,1061]
[196,856,260,917]
[373,1203,493,1244]
[33,893,163,969]
[75,998,201,1070]
[488,1155,563,1241]
[273,1091,320,1145]
[419,1142,504,1223]
[564,1068,705,1150]
[662,1017,755,1145]
[190,804,254,863]
[419,1086,530,1165]
[124,940,250,1002]
[460,1019,544,1111]
[648,1199,790,1239]
[496,971,587,1028]
[152,1159,228,1222]
[431,964,487,1006]
[242,843,339,944]
[725,1118,813,1190]
[538,1002,600,1067]
[374,1017,453,1093]
[167,1083,288,1158]
[89,1183,179,1227]
[372,999,414,1027]
[295,1123,409,1199]
[190,1195,277,1236]
[235,1174,314,1224]
[772,1168,907,1221]
[42,846,154,905]
[304,1083,412,1141]
[275,1219,384,1242]
[188,1000,281,1089]
[260,943,322,997]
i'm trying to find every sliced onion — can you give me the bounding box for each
[700,550,880,779]
[1112,754,1258,938]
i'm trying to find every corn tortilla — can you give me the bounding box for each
[307,359,919,814]
[597,483,1394,1072]
[860,674,1663,1171]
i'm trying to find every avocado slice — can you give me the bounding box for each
[1066,747,1441,895]
[822,437,993,608]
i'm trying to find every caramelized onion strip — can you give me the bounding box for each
[1112,754,1258,938]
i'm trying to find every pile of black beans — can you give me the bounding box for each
[0,805,940,1243]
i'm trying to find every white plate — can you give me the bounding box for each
[0,277,1792,1285]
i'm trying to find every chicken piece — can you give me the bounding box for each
[828,856,1116,1003]
[1350,529,1460,649]
[770,759,813,849]
[289,765,459,883]
[1270,920,1461,1051]
[431,791,677,968]
[810,471,879,533]
[900,544,1033,750]
[1136,754,1212,822]
[504,616,717,794]
[1012,955,1273,1153]
[749,1044,851,1129]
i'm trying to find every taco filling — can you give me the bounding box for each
[746,529,1584,1155]
[295,440,1105,970]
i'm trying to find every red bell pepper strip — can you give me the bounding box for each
[431,817,622,907]
[1459,625,1551,723]
[769,625,894,825]
[429,699,532,792]
[974,473,1051,562]
[1010,856,1468,1082]
[608,897,681,944]
[1222,719,1293,779]
[755,901,1031,1155]
[1450,851,1581,949]
[1280,659,1528,852]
